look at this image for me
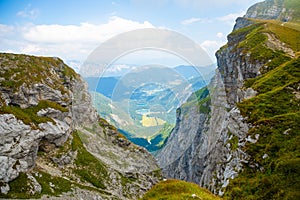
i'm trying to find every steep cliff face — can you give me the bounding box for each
[0,53,161,199]
[157,0,300,199]
[157,69,250,196]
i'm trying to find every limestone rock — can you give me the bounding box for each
[0,53,160,199]
[244,0,293,21]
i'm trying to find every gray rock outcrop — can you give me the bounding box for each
[0,53,160,199]
[0,54,75,185]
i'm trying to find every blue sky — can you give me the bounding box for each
[0,0,262,67]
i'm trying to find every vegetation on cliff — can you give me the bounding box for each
[223,17,300,200]
[141,179,222,200]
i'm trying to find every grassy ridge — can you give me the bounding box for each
[0,53,76,128]
[141,179,222,200]
[223,17,300,199]
[0,53,77,93]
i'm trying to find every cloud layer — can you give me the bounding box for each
[0,16,154,60]
[0,12,238,64]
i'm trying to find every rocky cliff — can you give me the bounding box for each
[157,0,300,199]
[0,53,161,199]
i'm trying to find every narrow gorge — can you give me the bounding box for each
[0,0,299,199]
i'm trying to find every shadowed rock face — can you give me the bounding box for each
[0,53,161,199]
[157,70,250,195]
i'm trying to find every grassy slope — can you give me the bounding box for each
[0,53,77,92]
[223,17,300,200]
[141,179,222,200]
[181,86,211,115]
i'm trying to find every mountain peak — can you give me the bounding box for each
[234,0,300,30]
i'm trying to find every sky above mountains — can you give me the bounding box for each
[0,0,262,66]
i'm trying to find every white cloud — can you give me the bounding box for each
[0,17,155,61]
[181,18,201,25]
[17,4,39,20]
[175,0,260,8]
[201,40,227,61]
[20,44,41,54]
[201,40,219,49]
[23,16,154,43]
[0,24,14,37]
[181,17,211,25]
[180,11,245,29]
[216,32,224,38]
[217,11,246,26]
[106,64,131,73]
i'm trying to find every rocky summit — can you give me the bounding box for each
[0,53,161,199]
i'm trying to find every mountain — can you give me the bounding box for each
[85,65,214,152]
[157,0,300,199]
[85,76,120,98]
[0,53,161,199]
[174,64,215,81]
[85,64,215,96]
[91,90,174,153]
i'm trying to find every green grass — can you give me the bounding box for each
[234,22,290,68]
[254,57,299,93]
[34,171,72,196]
[224,113,300,200]
[0,53,77,128]
[239,59,300,124]
[266,22,300,52]
[148,123,174,148]
[141,179,222,200]
[0,129,111,199]
[0,53,77,93]
[0,172,33,199]
[71,130,108,189]
[223,20,300,199]
[182,87,211,114]
[227,131,239,151]
[0,171,72,199]
[226,18,299,77]
[0,100,68,129]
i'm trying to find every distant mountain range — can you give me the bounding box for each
[85,64,215,97]
[85,64,216,152]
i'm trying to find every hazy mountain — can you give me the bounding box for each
[87,65,214,152]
